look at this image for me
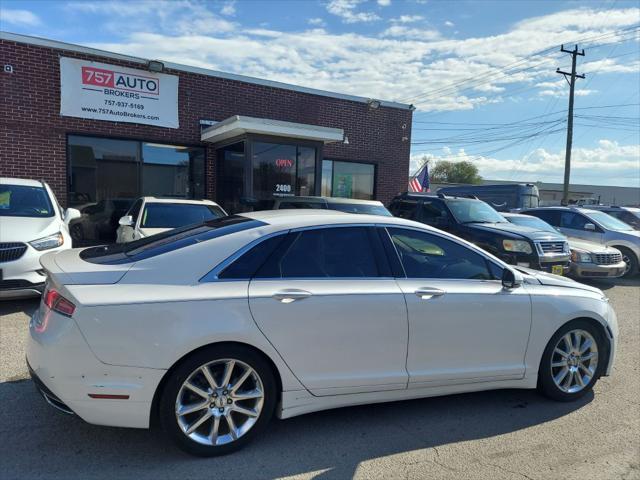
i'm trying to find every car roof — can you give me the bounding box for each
[240,209,424,229]
[141,197,221,206]
[278,196,383,206]
[0,177,45,187]
[396,192,480,201]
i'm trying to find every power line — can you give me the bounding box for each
[400,24,640,106]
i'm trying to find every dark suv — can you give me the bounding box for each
[389,193,570,274]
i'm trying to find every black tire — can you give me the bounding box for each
[159,345,277,456]
[70,223,84,242]
[538,319,606,402]
[616,246,638,277]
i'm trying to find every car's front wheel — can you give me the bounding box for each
[538,320,605,401]
[159,345,276,456]
[616,246,638,277]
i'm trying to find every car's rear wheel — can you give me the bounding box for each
[538,320,605,401]
[159,345,276,456]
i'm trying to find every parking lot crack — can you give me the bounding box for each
[482,461,537,480]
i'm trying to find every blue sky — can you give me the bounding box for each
[1,0,639,187]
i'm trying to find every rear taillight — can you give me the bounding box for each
[43,288,76,317]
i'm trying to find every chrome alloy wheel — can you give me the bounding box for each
[551,329,599,394]
[621,253,631,275]
[175,359,264,446]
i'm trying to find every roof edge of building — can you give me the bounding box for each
[1,31,414,111]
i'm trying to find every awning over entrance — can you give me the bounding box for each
[201,115,344,144]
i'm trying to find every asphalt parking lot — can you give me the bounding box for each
[1,278,638,480]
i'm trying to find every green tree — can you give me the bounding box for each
[430,160,483,184]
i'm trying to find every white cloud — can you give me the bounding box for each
[381,25,440,40]
[308,17,326,27]
[221,1,236,16]
[377,0,392,6]
[67,1,236,35]
[0,8,41,26]
[326,0,380,23]
[411,140,640,186]
[390,15,424,23]
[82,6,639,112]
[444,20,454,27]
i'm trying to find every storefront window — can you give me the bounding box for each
[67,135,205,244]
[297,146,316,197]
[216,141,246,214]
[251,141,317,210]
[321,160,375,200]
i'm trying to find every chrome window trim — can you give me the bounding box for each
[200,221,510,284]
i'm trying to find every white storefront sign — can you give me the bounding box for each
[60,57,179,128]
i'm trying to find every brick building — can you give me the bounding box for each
[1,32,413,226]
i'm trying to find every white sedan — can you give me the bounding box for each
[27,211,618,456]
[115,197,226,243]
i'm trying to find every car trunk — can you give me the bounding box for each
[39,249,133,285]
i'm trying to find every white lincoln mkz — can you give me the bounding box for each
[27,210,618,456]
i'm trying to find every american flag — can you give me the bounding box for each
[409,163,430,192]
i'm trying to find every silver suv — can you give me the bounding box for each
[523,207,640,276]
[587,205,640,230]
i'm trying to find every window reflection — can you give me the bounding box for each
[321,160,375,200]
[67,135,205,245]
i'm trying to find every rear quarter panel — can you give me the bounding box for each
[68,281,305,392]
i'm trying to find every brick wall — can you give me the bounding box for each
[0,38,412,207]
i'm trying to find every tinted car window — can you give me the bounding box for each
[389,199,418,220]
[327,203,392,216]
[0,185,54,218]
[560,212,589,230]
[256,227,380,278]
[141,203,225,228]
[81,216,264,264]
[277,201,325,209]
[388,228,494,280]
[218,235,287,279]
[527,209,559,226]
[421,201,448,223]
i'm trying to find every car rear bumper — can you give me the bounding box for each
[570,261,627,278]
[26,307,165,429]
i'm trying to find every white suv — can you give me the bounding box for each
[116,197,227,243]
[0,178,80,299]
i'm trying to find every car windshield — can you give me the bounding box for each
[586,210,635,231]
[327,203,392,216]
[141,203,226,228]
[507,215,557,233]
[0,184,54,218]
[446,199,507,224]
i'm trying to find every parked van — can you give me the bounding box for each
[436,183,539,211]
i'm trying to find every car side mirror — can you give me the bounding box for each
[119,215,134,227]
[502,268,522,289]
[63,208,81,224]
[584,223,596,231]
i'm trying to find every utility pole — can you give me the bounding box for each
[557,44,585,205]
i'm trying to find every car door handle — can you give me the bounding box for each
[272,289,313,303]
[414,288,446,300]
